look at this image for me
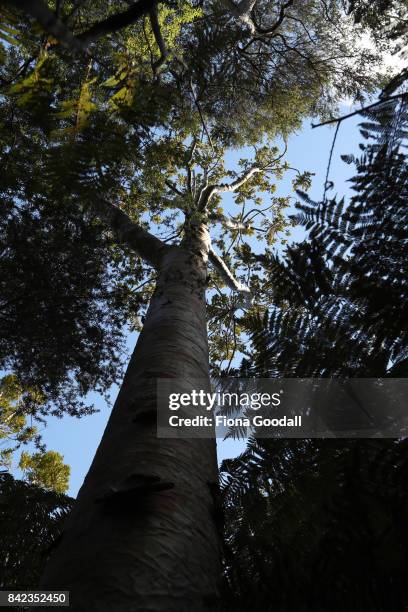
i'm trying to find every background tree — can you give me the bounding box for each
[0,374,71,495]
[0,472,73,590]
[0,374,39,469]
[19,450,70,494]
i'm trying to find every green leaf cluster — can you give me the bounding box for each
[19,450,70,494]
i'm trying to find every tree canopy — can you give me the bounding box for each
[0,0,398,424]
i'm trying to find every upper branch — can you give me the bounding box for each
[4,0,89,54]
[197,162,270,211]
[252,0,295,35]
[77,0,157,46]
[91,197,169,268]
[5,0,160,53]
[148,3,168,72]
[217,165,264,193]
[311,93,408,129]
[222,0,294,36]
[221,0,258,33]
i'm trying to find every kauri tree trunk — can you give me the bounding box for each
[40,234,222,611]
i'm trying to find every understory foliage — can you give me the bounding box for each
[0,473,73,589]
[222,438,408,612]
[220,99,408,610]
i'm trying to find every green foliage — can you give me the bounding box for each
[9,50,54,107]
[57,74,97,132]
[19,450,70,494]
[0,66,150,417]
[0,7,23,48]
[0,375,42,469]
[245,98,408,377]
[181,0,384,145]
[345,0,408,35]
[1,0,385,144]
[0,473,73,589]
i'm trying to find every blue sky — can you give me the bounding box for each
[10,108,364,497]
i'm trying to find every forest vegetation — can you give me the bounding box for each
[0,0,408,610]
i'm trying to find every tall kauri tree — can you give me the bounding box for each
[0,0,405,610]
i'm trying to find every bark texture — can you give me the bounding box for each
[40,232,221,611]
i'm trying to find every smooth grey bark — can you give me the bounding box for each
[39,228,221,611]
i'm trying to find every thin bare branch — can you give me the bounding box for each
[312,93,408,128]
[224,318,238,374]
[189,79,215,152]
[242,203,275,222]
[323,121,340,202]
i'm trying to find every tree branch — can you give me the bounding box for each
[222,0,293,36]
[4,0,89,54]
[189,79,215,152]
[252,0,294,35]
[91,198,169,268]
[197,163,265,211]
[208,212,251,231]
[311,93,408,129]
[76,0,158,46]
[165,180,184,197]
[209,248,251,295]
[218,165,264,192]
[221,0,258,33]
[148,3,168,72]
[5,0,160,52]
